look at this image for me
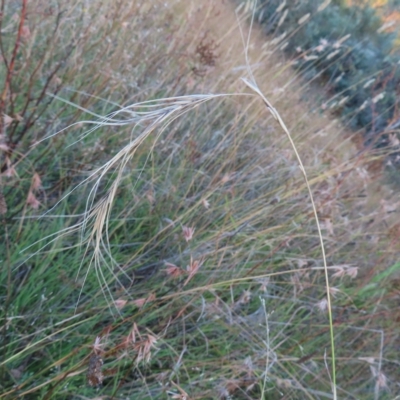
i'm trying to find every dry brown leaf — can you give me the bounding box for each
[164,262,185,278]
[32,173,42,191]
[114,298,127,309]
[26,191,40,209]
[132,293,156,309]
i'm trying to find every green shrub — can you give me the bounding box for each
[256,0,400,153]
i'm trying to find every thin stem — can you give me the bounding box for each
[242,77,337,399]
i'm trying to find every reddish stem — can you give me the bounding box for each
[0,0,28,129]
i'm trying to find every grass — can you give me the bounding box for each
[1,0,400,399]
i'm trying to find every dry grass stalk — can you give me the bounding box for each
[240,73,336,397]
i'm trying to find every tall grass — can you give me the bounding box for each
[1,0,399,399]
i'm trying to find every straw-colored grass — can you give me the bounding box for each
[1,1,399,399]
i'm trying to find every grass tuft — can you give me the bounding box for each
[1,1,400,399]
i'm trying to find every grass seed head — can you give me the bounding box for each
[182,226,195,242]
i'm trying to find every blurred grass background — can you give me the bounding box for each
[1,0,399,398]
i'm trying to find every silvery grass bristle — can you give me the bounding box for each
[21,93,250,312]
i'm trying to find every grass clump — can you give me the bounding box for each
[1,0,400,399]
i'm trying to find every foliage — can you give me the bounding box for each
[257,0,400,159]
